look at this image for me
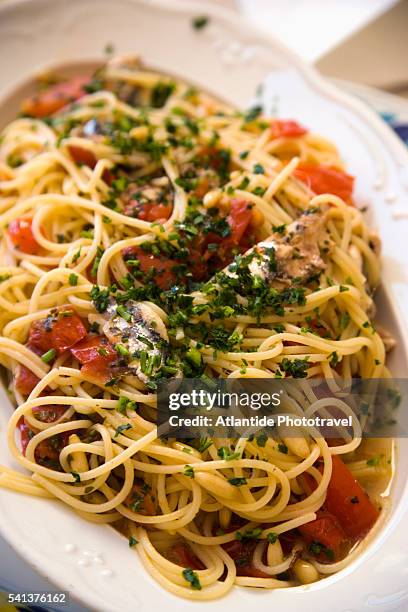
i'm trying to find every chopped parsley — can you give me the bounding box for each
[217,446,241,461]
[41,348,56,364]
[114,423,132,437]
[150,82,176,108]
[253,163,265,174]
[279,357,309,378]
[244,105,263,123]
[228,477,247,486]
[182,568,202,590]
[116,305,132,322]
[184,465,195,478]
[236,527,262,542]
[329,351,339,367]
[68,273,78,286]
[192,15,209,30]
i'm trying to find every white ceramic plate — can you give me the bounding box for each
[0,1,408,611]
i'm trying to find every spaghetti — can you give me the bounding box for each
[0,56,393,599]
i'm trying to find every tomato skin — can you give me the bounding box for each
[70,335,117,382]
[294,164,354,202]
[189,200,254,277]
[222,538,248,560]
[15,365,41,396]
[321,455,379,539]
[236,564,270,578]
[18,418,33,455]
[68,145,97,168]
[18,406,68,458]
[125,482,157,516]
[137,203,172,222]
[123,198,172,222]
[123,246,177,290]
[50,312,88,353]
[28,310,87,355]
[122,184,173,222]
[270,119,308,139]
[7,218,40,254]
[227,199,253,245]
[222,539,270,577]
[169,544,205,570]
[21,76,90,118]
[68,146,112,184]
[33,405,68,423]
[298,511,348,561]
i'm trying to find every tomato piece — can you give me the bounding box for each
[294,164,354,202]
[200,146,231,173]
[308,318,330,338]
[222,539,269,577]
[33,405,68,423]
[15,365,41,396]
[125,482,157,516]
[18,418,33,455]
[21,76,90,118]
[298,471,318,496]
[236,564,270,578]
[50,311,88,353]
[68,146,97,168]
[18,412,68,459]
[169,544,205,570]
[102,169,114,185]
[28,320,53,354]
[122,184,173,222]
[222,539,248,560]
[70,335,117,382]
[123,246,177,290]
[271,119,308,139]
[7,218,40,254]
[68,146,112,185]
[321,455,379,539]
[298,511,349,561]
[187,247,208,282]
[28,309,87,355]
[138,203,172,222]
[226,199,253,245]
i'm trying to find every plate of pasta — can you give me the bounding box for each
[0,1,408,611]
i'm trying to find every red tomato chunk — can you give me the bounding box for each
[8,218,40,254]
[70,336,117,382]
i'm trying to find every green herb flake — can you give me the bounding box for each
[182,568,202,590]
[217,446,241,461]
[117,305,132,322]
[267,532,278,544]
[41,348,56,364]
[184,465,195,478]
[114,423,132,438]
[192,15,209,30]
[228,477,247,486]
[253,163,265,175]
